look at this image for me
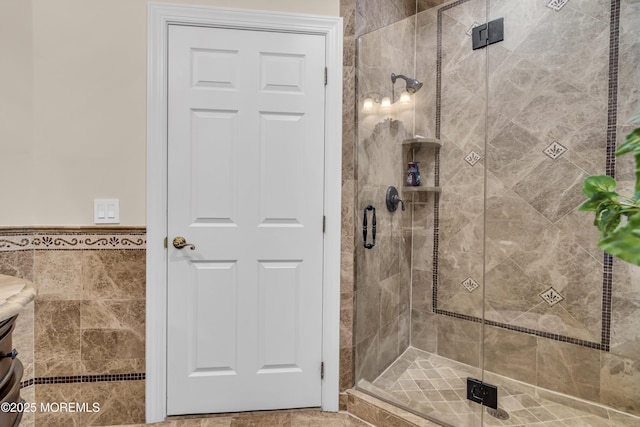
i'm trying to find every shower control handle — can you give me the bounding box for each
[386,186,405,212]
[363,205,376,249]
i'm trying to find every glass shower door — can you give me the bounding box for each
[481,0,640,424]
[354,0,490,425]
[426,0,489,425]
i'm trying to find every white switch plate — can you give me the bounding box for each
[94,199,120,224]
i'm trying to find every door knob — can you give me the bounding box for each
[173,236,196,250]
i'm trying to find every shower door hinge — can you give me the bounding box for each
[472,17,504,50]
[164,237,167,248]
[324,67,328,86]
[323,216,326,233]
[466,377,498,409]
[320,362,325,379]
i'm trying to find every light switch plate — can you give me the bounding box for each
[94,199,120,224]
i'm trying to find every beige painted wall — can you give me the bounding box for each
[0,0,35,224]
[0,0,339,226]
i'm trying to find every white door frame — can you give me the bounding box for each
[146,3,343,424]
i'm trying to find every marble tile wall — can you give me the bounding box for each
[355,0,416,38]
[0,227,146,426]
[340,0,357,410]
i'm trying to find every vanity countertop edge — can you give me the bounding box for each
[0,275,37,322]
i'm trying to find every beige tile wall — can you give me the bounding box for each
[340,0,357,410]
[0,228,146,426]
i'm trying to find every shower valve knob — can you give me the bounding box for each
[386,186,405,212]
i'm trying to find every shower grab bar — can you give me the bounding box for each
[363,205,376,249]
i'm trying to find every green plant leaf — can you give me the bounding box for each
[582,175,617,197]
[598,212,640,266]
[599,208,621,235]
[581,121,640,266]
[616,127,640,156]
[636,152,640,195]
[579,191,620,213]
[579,199,601,211]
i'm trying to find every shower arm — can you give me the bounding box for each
[391,73,423,95]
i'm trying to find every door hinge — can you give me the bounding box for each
[323,216,326,233]
[324,67,327,86]
[472,17,504,50]
[164,237,168,248]
[320,362,325,379]
[466,377,498,409]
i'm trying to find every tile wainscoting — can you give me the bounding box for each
[1,227,146,426]
[1,226,358,426]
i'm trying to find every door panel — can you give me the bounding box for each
[190,109,238,224]
[257,260,302,371]
[189,261,238,375]
[259,112,306,224]
[167,24,326,415]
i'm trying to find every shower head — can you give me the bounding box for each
[391,73,423,94]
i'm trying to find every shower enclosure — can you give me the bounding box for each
[354,0,640,425]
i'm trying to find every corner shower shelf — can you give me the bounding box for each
[402,137,441,194]
[402,137,441,151]
[401,186,441,193]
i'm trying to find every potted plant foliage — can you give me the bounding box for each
[579,114,640,266]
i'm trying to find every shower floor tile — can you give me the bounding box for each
[358,347,640,427]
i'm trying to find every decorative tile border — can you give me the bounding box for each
[0,227,146,251]
[436,308,605,350]
[21,373,145,389]
[433,0,620,351]
[600,0,621,353]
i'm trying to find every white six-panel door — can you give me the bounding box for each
[166,24,326,415]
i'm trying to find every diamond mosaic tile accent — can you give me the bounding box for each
[464,150,482,166]
[547,0,570,11]
[540,287,565,306]
[461,277,479,293]
[543,141,567,160]
[465,21,481,36]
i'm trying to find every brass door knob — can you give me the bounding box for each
[173,236,196,250]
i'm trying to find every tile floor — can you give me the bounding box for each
[107,409,374,427]
[358,347,640,427]
[104,346,640,427]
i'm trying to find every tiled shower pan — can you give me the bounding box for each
[357,348,640,427]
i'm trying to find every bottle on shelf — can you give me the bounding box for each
[407,161,421,186]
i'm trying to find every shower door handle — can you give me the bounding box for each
[363,205,376,249]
